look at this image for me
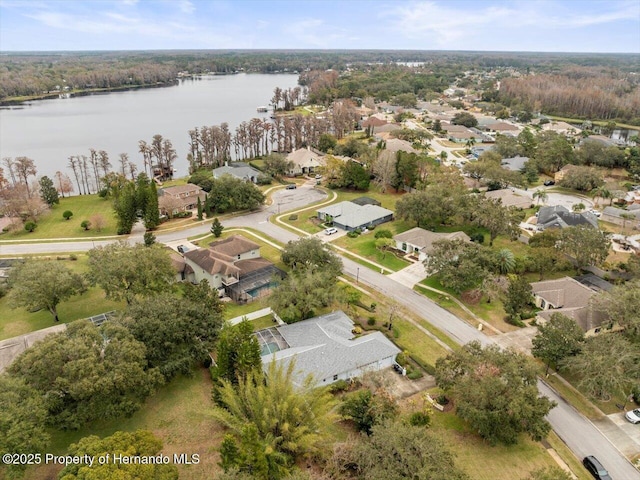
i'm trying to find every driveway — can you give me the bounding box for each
[387,261,426,288]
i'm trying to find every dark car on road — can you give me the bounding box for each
[543,180,555,186]
[286,184,297,190]
[583,456,612,480]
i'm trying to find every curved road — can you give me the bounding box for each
[1,182,638,479]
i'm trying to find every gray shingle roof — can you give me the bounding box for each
[262,311,400,386]
[394,227,470,254]
[531,277,595,309]
[318,201,393,230]
[537,205,598,229]
[212,164,262,181]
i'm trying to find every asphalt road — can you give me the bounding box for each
[1,182,638,478]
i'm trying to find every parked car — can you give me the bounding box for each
[625,408,640,424]
[543,180,555,186]
[315,174,322,179]
[286,184,297,190]
[589,209,602,217]
[582,456,612,480]
[324,227,338,235]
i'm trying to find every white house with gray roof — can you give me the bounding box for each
[317,201,393,231]
[257,311,400,387]
[213,162,263,183]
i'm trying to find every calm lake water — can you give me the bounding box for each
[0,73,299,180]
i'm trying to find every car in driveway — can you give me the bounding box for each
[625,408,640,424]
[589,209,602,217]
[582,456,612,480]
[286,184,297,190]
[324,227,338,235]
[543,180,555,186]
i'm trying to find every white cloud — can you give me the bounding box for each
[177,0,194,14]
[386,0,640,48]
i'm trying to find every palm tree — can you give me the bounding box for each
[591,186,610,207]
[439,151,448,162]
[533,189,548,205]
[496,249,516,274]
[213,360,336,478]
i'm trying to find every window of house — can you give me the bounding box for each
[402,242,407,251]
[237,255,241,259]
[540,299,546,309]
[333,374,338,381]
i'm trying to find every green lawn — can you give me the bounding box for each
[251,314,277,330]
[0,256,124,340]
[223,297,270,321]
[332,228,411,271]
[21,369,223,480]
[427,396,584,480]
[0,194,118,240]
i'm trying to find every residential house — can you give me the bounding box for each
[601,206,640,231]
[484,189,532,209]
[537,205,599,230]
[501,156,529,172]
[212,162,263,184]
[317,201,393,231]
[257,310,401,387]
[159,183,206,217]
[286,147,325,175]
[554,164,579,182]
[393,227,470,262]
[532,277,616,336]
[182,235,284,302]
[382,138,419,154]
[484,121,520,136]
[582,135,617,148]
[542,121,582,137]
[351,196,382,207]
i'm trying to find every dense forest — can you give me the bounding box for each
[2,49,639,105]
[499,67,640,124]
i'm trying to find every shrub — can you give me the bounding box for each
[506,314,526,327]
[407,370,423,380]
[632,384,640,405]
[374,229,393,239]
[347,231,359,238]
[352,326,362,335]
[69,254,78,261]
[367,224,376,230]
[470,232,485,243]
[329,379,350,394]
[436,394,449,405]
[80,220,91,231]
[408,410,431,427]
[289,214,298,221]
[370,302,377,311]
[367,316,376,326]
[24,221,37,233]
[62,210,73,220]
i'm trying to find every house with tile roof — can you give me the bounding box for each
[531,277,615,336]
[393,227,470,262]
[286,147,325,175]
[158,183,206,217]
[182,235,284,302]
[257,310,401,387]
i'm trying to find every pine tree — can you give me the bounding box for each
[211,217,224,238]
[143,181,160,230]
[197,196,203,220]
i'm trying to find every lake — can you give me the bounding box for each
[0,73,299,181]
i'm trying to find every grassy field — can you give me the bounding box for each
[23,369,223,480]
[424,392,588,480]
[0,256,124,340]
[0,195,118,239]
[332,227,412,271]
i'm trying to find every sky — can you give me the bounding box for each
[1,0,639,53]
